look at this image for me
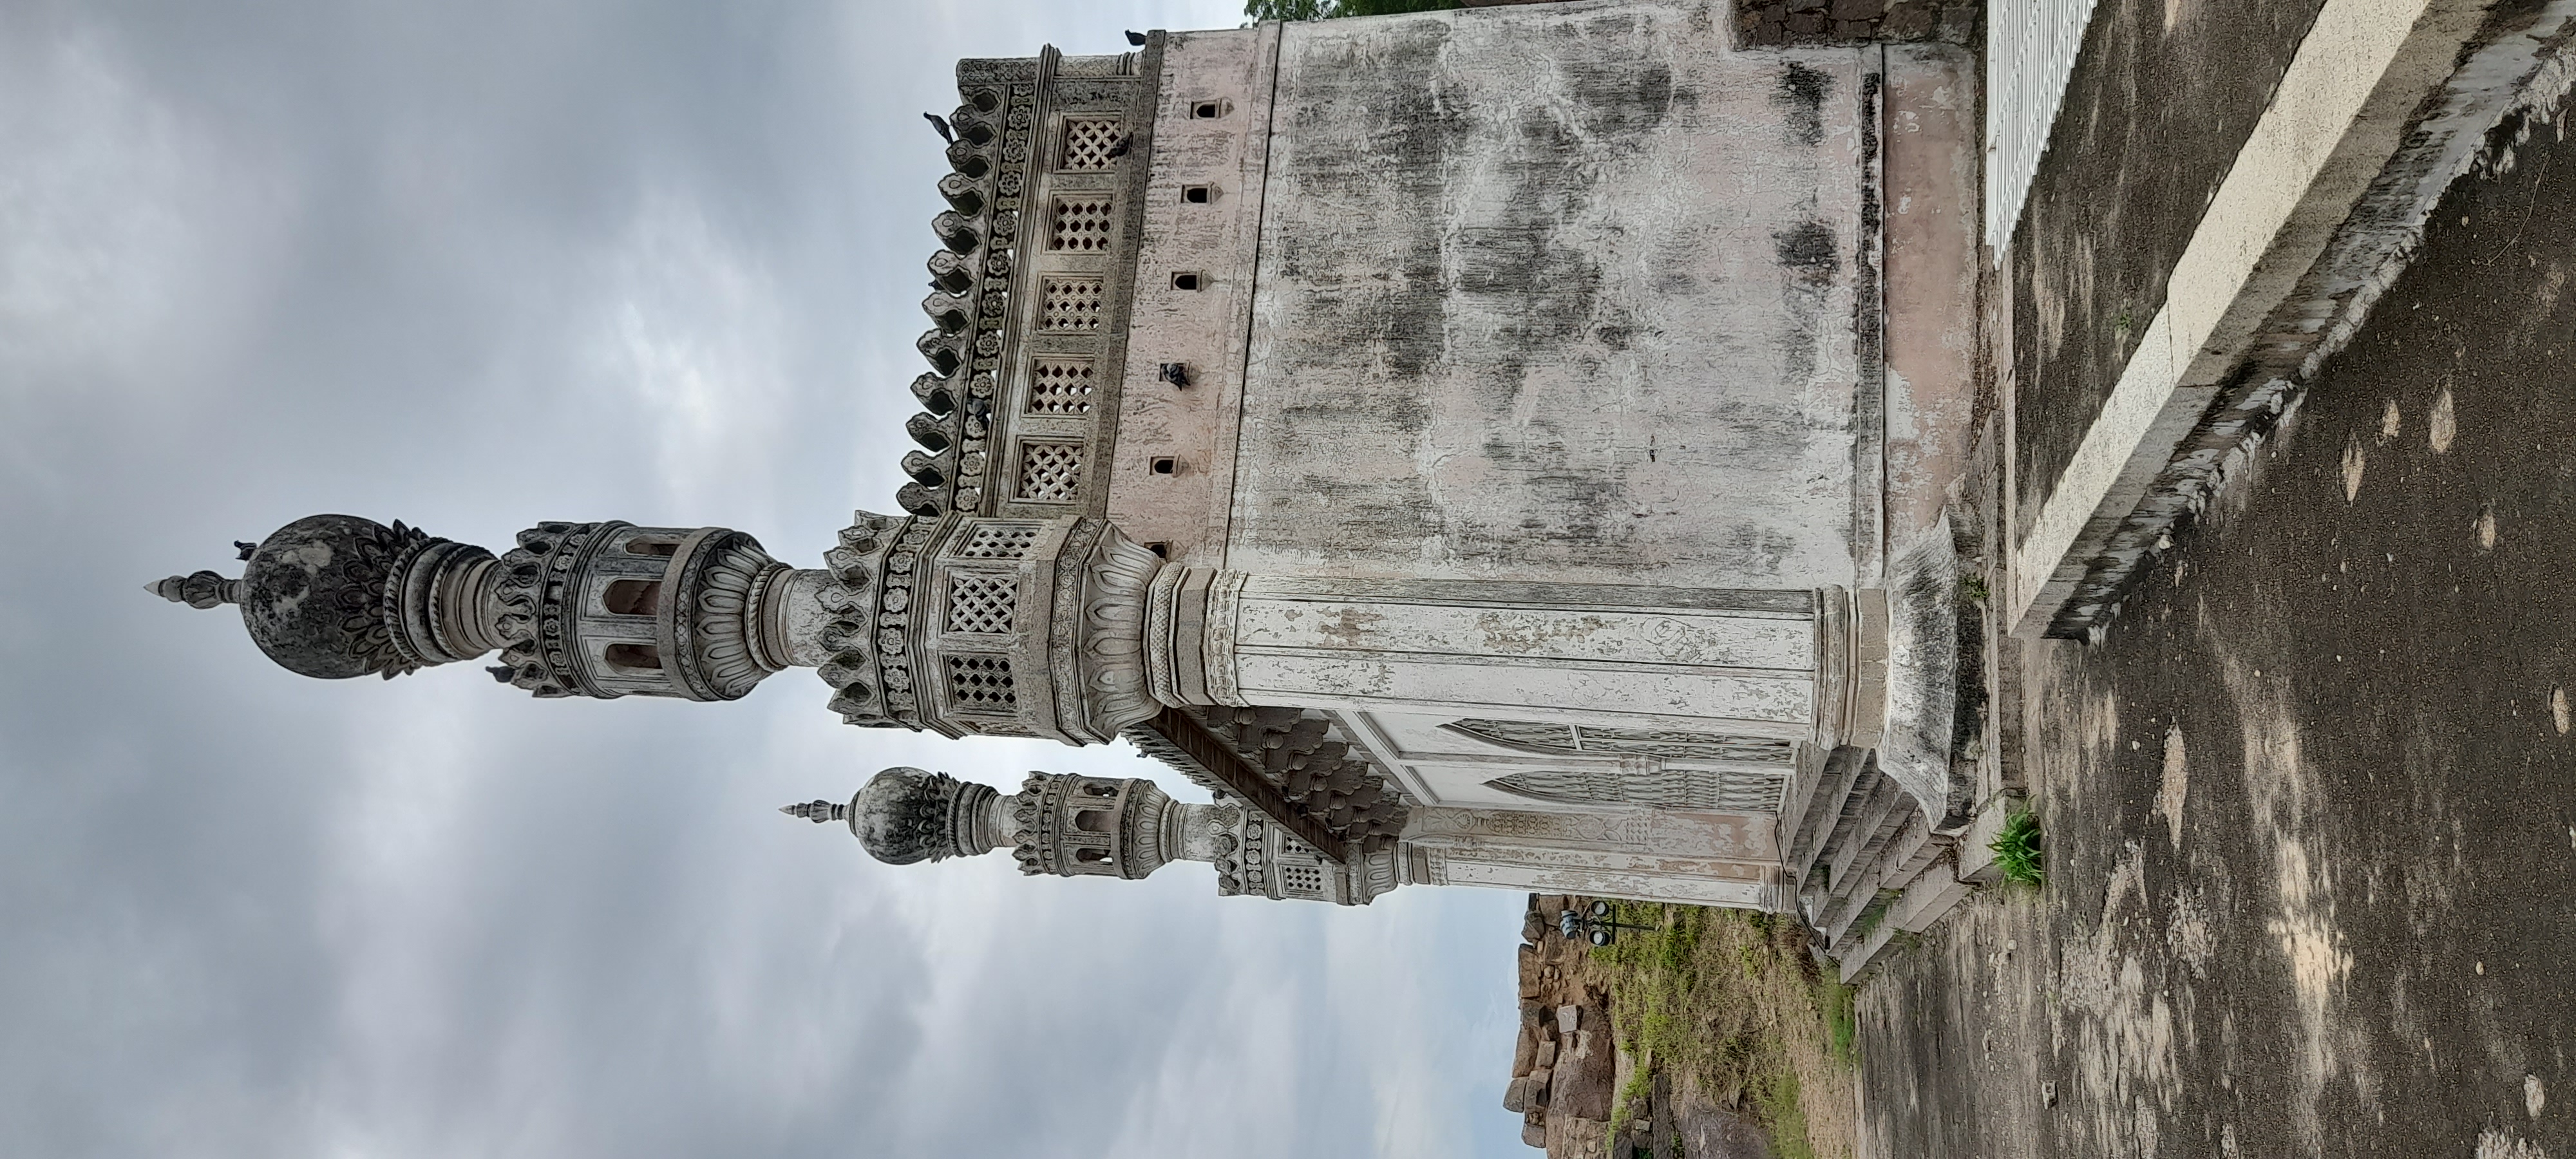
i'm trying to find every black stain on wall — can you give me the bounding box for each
[1773,220,1842,385]
[1774,221,1842,276]
[1772,62,1832,147]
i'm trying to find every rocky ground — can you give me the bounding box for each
[1510,895,1861,1158]
[1857,93,2576,1159]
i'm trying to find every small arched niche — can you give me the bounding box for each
[603,643,664,671]
[603,579,663,617]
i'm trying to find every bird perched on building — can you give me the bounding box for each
[1106,135,1131,159]
[234,540,257,560]
[923,112,954,143]
[1125,30,1146,46]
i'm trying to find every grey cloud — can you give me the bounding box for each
[0,1,1524,1156]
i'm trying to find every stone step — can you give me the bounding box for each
[1819,809,1944,950]
[1795,759,1882,887]
[1771,743,1832,866]
[1783,746,1869,880]
[1835,851,1973,983]
[1823,778,1908,899]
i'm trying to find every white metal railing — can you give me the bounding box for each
[1986,0,2103,254]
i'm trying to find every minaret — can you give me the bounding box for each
[151,514,817,699]
[146,508,1168,738]
[790,766,1389,903]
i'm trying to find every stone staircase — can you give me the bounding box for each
[1776,746,1976,982]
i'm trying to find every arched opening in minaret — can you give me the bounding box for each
[625,537,681,557]
[1074,847,1112,865]
[603,580,663,617]
[603,643,663,671]
[1073,809,1113,833]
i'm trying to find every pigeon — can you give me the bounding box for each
[1105,135,1131,160]
[923,112,954,144]
[1125,30,1147,46]
[234,540,257,560]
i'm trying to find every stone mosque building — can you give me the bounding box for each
[155,1,1989,968]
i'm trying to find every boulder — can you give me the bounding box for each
[1502,1076,1542,1114]
[1520,1121,1547,1148]
[1549,1030,1616,1120]
[1556,1004,1582,1034]
[1668,1069,1777,1159]
[1512,1026,1537,1076]
[1517,944,1542,999]
[1542,1111,1610,1159]
[1534,1039,1558,1069]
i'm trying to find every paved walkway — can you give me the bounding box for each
[1859,89,2576,1156]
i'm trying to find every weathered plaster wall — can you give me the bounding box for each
[1403,805,1781,907]
[1882,44,1981,549]
[1226,0,1877,592]
[1108,28,1276,567]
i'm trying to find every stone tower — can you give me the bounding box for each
[158,0,1985,934]
[786,764,1388,904]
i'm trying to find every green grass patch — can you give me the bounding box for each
[1607,1066,1654,1139]
[1757,1071,1817,1159]
[1989,809,2045,887]
[1818,980,1858,1068]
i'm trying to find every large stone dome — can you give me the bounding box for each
[236,514,424,680]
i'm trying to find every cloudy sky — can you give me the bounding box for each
[0,1,1523,1154]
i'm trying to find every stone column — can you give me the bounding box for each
[1146,569,1884,749]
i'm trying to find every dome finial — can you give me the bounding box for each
[781,799,849,824]
[148,570,241,610]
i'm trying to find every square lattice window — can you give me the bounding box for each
[1028,357,1095,415]
[1278,864,1325,896]
[946,655,1017,712]
[1048,197,1115,252]
[957,523,1043,559]
[1016,442,1084,503]
[1059,117,1122,171]
[1039,278,1103,332]
[945,574,1017,635]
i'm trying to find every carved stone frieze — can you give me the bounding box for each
[491,521,605,698]
[1075,521,1163,739]
[1045,516,1108,740]
[1200,570,1249,708]
[674,531,788,701]
[815,510,918,728]
[896,41,1161,527]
